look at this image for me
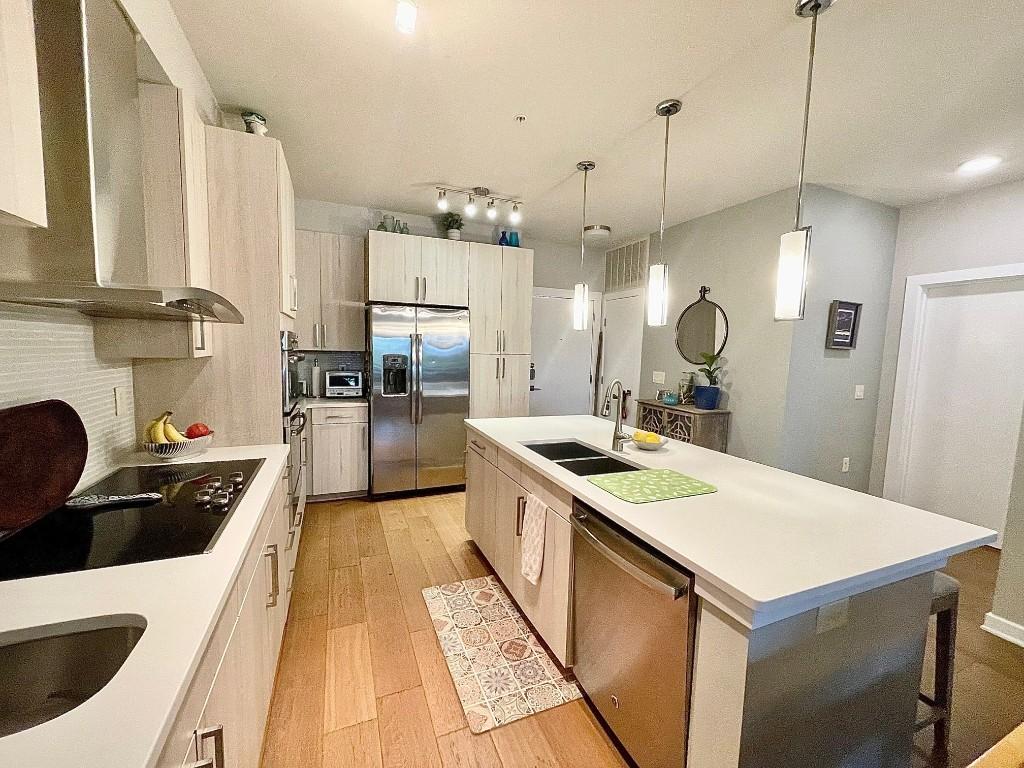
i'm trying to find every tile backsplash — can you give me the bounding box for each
[0,307,136,489]
[295,350,366,394]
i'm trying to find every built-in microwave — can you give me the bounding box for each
[325,370,363,398]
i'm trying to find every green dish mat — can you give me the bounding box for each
[588,468,717,503]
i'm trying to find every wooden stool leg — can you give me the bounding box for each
[934,602,958,754]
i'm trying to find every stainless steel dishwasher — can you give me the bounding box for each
[571,500,696,768]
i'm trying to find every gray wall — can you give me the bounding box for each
[532,239,606,292]
[781,187,899,490]
[639,189,796,467]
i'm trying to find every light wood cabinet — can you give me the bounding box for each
[635,400,730,452]
[470,354,530,418]
[367,230,469,306]
[94,86,213,359]
[296,229,366,350]
[310,407,369,496]
[277,143,297,318]
[0,0,46,228]
[465,443,497,562]
[469,244,533,355]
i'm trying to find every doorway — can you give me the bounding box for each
[885,265,1024,545]
[598,288,645,427]
[530,288,603,416]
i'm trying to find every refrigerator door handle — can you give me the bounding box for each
[409,333,418,424]
[416,333,424,424]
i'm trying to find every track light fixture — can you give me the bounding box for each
[486,199,497,220]
[436,189,448,211]
[464,195,477,218]
[509,203,522,225]
[433,186,524,226]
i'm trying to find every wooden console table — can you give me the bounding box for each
[635,399,730,453]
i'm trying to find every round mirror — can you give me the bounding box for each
[675,286,729,364]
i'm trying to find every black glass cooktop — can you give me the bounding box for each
[0,458,264,582]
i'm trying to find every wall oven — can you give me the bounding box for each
[281,331,303,415]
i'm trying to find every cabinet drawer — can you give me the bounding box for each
[518,464,573,521]
[467,433,496,465]
[310,405,367,424]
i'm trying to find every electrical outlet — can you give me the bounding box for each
[816,598,850,634]
[841,457,850,473]
[113,386,125,417]
[854,384,865,400]
[653,371,666,384]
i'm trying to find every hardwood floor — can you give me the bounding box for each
[261,492,627,768]
[262,493,1023,768]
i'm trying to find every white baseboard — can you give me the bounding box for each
[982,612,1024,649]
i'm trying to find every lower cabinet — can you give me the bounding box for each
[465,435,572,665]
[157,470,297,768]
[308,406,369,497]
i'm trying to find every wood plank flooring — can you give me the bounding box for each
[262,493,1023,768]
[262,492,626,768]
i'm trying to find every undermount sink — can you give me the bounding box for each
[0,615,146,737]
[523,441,641,476]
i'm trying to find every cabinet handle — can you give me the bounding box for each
[291,275,299,312]
[496,329,500,352]
[414,276,420,301]
[194,319,207,352]
[422,276,427,300]
[196,725,225,768]
[515,496,526,536]
[321,322,327,344]
[470,439,486,451]
[501,357,506,379]
[313,323,320,348]
[300,435,308,466]
[265,544,280,607]
[502,330,506,352]
[287,568,295,594]
[495,357,500,380]
[285,528,296,551]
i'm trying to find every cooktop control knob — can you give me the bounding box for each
[195,489,213,505]
[228,471,244,486]
[211,491,231,508]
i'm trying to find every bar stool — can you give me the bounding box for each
[916,571,960,754]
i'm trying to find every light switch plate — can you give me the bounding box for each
[841,457,850,473]
[653,371,666,384]
[854,384,865,400]
[816,598,850,634]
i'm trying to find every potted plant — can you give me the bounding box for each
[694,352,723,410]
[439,212,464,240]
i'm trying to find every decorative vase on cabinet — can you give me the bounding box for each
[448,229,461,240]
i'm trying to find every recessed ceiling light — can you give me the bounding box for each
[957,155,1002,176]
[395,0,416,34]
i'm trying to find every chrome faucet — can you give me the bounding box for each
[601,379,630,452]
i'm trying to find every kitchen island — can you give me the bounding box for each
[464,415,995,768]
[0,444,291,768]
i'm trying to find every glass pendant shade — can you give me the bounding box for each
[647,263,669,326]
[572,282,590,331]
[775,227,811,320]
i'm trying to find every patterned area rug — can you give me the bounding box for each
[422,575,582,733]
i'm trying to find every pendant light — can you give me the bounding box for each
[648,98,681,327]
[573,161,595,331]
[775,0,833,321]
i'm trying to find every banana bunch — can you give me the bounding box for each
[145,411,189,444]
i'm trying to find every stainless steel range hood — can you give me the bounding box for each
[0,0,243,325]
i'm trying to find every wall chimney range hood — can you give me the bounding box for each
[0,0,243,325]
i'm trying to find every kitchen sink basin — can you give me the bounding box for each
[0,615,145,737]
[524,441,605,461]
[555,456,641,476]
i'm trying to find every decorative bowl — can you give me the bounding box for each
[632,434,667,451]
[142,434,214,462]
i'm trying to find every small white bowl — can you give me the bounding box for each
[142,434,214,462]
[632,434,667,451]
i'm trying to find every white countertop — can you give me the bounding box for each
[0,444,289,768]
[299,396,367,409]
[466,416,996,629]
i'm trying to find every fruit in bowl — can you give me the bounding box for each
[143,412,214,460]
[632,430,666,451]
[185,422,211,439]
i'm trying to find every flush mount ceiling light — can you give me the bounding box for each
[434,186,524,225]
[648,97,681,327]
[957,155,1003,176]
[583,224,611,241]
[775,0,834,321]
[573,161,596,332]
[395,0,417,34]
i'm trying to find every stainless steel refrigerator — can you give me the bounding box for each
[368,304,470,495]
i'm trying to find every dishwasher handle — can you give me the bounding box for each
[570,508,691,600]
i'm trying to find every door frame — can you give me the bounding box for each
[597,287,645,423]
[883,261,1024,502]
[531,287,604,415]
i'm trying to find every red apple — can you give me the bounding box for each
[185,422,211,439]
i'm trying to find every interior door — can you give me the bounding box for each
[370,304,417,494]
[599,289,645,426]
[469,242,502,353]
[294,230,321,347]
[500,247,533,354]
[416,307,470,489]
[421,238,469,307]
[529,289,600,416]
[321,233,365,350]
[899,277,1024,544]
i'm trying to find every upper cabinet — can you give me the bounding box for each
[367,230,469,306]
[296,228,365,350]
[0,0,47,227]
[469,243,533,355]
[277,143,297,318]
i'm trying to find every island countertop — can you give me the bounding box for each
[0,444,288,768]
[465,415,995,628]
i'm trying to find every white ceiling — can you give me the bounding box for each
[168,0,1024,245]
